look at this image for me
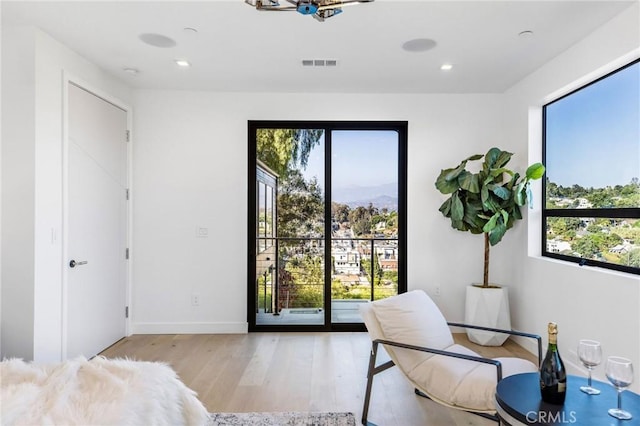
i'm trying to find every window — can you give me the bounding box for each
[543,59,639,275]
[248,121,407,331]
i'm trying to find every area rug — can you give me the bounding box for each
[208,411,357,426]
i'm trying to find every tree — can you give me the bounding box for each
[435,147,545,287]
[628,249,640,268]
[277,170,324,237]
[331,202,350,224]
[349,206,372,236]
[256,128,323,179]
[572,236,600,259]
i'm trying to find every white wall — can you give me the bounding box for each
[131,91,508,332]
[504,3,640,390]
[1,27,132,361]
[1,26,37,359]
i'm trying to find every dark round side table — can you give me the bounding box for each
[495,372,640,425]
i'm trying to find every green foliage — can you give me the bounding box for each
[331,202,350,224]
[628,249,640,268]
[281,253,324,309]
[435,147,545,286]
[277,170,324,237]
[256,129,323,179]
[436,148,544,246]
[348,205,381,236]
[545,177,640,209]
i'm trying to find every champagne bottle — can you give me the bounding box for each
[539,322,567,404]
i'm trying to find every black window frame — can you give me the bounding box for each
[247,120,408,332]
[542,59,640,275]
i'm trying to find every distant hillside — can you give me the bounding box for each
[343,194,398,211]
[333,183,397,203]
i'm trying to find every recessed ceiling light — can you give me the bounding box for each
[519,30,534,38]
[440,63,453,71]
[138,33,177,48]
[402,38,437,53]
[175,59,191,68]
[123,67,139,75]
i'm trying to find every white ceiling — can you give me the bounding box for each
[2,0,636,93]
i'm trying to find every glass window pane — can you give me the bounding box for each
[545,61,639,209]
[546,216,640,268]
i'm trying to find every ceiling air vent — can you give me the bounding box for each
[301,59,339,67]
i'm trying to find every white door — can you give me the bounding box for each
[66,83,128,358]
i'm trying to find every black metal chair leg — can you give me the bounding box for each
[361,342,378,425]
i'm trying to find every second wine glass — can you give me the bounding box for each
[606,356,634,420]
[578,339,602,395]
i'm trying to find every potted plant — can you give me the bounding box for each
[435,147,545,345]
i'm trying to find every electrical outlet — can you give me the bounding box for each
[191,293,200,306]
[434,285,441,296]
[196,226,209,238]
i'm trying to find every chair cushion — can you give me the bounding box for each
[370,290,454,374]
[359,302,384,342]
[410,344,538,411]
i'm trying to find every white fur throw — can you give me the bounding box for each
[1,356,209,425]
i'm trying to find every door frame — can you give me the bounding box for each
[61,72,133,359]
[247,120,408,332]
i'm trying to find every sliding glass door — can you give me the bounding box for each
[248,121,407,331]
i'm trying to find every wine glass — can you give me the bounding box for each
[606,356,634,420]
[578,339,602,394]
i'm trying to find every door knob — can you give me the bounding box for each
[69,260,88,268]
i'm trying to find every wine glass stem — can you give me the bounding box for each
[618,389,622,410]
[587,369,592,387]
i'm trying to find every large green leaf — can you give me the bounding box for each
[514,181,526,206]
[488,222,507,246]
[482,212,500,233]
[526,162,545,180]
[494,150,513,169]
[501,210,509,226]
[444,161,468,181]
[483,195,500,213]
[438,198,452,216]
[481,185,489,205]
[435,168,461,194]
[489,184,511,200]
[458,171,480,193]
[451,192,464,221]
[506,172,520,190]
[452,218,468,231]
[484,148,502,169]
[511,205,522,221]
[463,203,486,233]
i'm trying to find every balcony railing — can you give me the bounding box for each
[256,236,398,317]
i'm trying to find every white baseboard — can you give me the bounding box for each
[131,322,248,334]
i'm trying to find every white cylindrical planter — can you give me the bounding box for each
[464,285,511,346]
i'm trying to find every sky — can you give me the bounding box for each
[301,130,399,190]
[545,60,639,188]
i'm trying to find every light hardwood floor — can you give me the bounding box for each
[100,332,536,426]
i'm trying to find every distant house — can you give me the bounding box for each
[610,244,630,254]
[333,248,361,275]
[577,198,593,209]
[377,246,398,271]
[547,239,572,253]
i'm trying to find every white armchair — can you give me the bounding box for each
[359,290,541,425]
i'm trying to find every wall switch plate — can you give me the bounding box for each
[196,226,208,238]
